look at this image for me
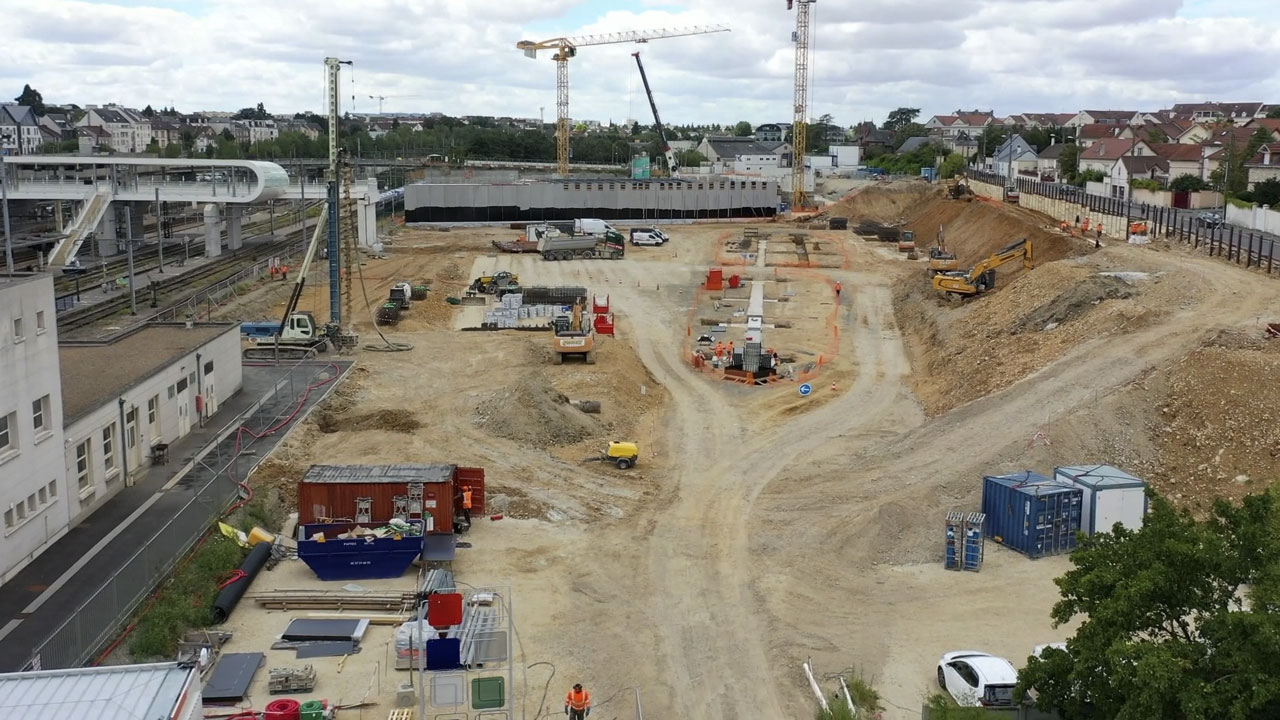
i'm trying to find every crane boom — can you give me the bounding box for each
[632,52,678,177]
[517,25,730,176]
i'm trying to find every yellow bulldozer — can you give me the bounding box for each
[932,238,1033,297]
[551,300,595,364]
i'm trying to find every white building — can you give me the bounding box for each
[732,154,781,173]
[59,323,242,523]
[0,662,201,720]
[0,274,68,585]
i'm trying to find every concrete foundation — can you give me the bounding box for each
[405,177,780,224]
[226,205,243,250]
[94,204,119,257]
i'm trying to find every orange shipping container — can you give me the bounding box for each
[297,464,486,533]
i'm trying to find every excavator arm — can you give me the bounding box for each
[932,238,1033,296]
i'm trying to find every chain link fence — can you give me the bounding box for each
[21,359,348,671]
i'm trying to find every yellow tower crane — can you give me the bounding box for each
[787,0,816,211]
[517,25,730,177]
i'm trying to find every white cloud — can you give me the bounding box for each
[1,0,1279,126]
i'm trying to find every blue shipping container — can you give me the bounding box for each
[297,520,425,581]
[982,472,1082,558]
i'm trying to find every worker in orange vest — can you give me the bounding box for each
[834,281,842,299]
[726,341,734,361]
[565,683,591,719]
[714,341,724,359]
[461,488,473,526]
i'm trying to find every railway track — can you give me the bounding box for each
[57,229,308,334]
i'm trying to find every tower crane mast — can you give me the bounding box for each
[517,25,730,176]
[787,0,815,211]
[631,52,679,177]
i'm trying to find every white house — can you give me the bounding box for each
[0,105,41,155]
[59,323,242,524]
[1247,144,1280,188]
[0,274,69,585]
[1064,110,1142,127]
[77,108,135,154]
[991,135,1038,179]
[732,154,781,173]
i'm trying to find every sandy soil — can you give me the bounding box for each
[212,196,1280,720]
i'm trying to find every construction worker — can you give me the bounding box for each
[461,487,473,525]
[834,281,842,299]
[715,340,724,360]
[565,683,591,719]
[726,341,734,362]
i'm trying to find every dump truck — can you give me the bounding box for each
[534,220,626,261]
[551,300,595,364]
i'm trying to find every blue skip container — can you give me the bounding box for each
[981,472,1083,559]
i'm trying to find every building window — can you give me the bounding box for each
[3,509,12,530]
[76,440,91,490]
[38,487,46,504]
[26,494,36,514]
[32,395,49,434]
[0,411,14,455]
[148,395,159,428]
[16,502,25,521]
[167,385,175,400]
[176,378,187,393]
[188,372,195,387]
[102,426,115,472]
[126,408,138,450]
[47,480,57,498]
[12,317,23,341]
[36,311,45,333]
[204,360,213,374]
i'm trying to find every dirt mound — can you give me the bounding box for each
[826,184,937,224]
[896,258,1161,415]
[1150,334,1280,505]
[247,458,306,508]
[1012,273,1134,333]
[315,408,421,433]
[475,372,601,447]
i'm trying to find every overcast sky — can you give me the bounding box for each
[4,0,1280,127]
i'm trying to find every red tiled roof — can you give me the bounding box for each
[1248,144,1279,167]
[1150,143,1205,162]
[1080,138,1144,160]
[1079,124,1123,139]
[956,112,993,126]
[1201,126,1263,147]
[931,115,959,126]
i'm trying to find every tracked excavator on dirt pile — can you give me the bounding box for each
[932,238,1033,297]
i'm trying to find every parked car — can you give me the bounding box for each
[629,227,670,246]
[937,651,1018,707]
[1003,185,1020,204]
[1195,211,1223,228]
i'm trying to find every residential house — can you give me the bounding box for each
[1109,156,1170,196]
[754,123,790,142]
[1007,112,1075,128]
[182,114,235,136]
[1167,102,1266,127]
[851,122,895,155]
[38,113,74,147]
[242,119,278,145]
[990,135,1038,179]
[1078,138,1154,175]
[76,126,112,155]
[148,119,180,149]
[1245,117,1280,139]
[1202,125,1271,156]
[1173,123,1213,145]
[0,105,41,155]
[76,108,135,153]
[1150,143,1215,182]
[1246,144,1280,189]
[758,140,792,157]
[924,111,993,151]
[951,131,979,160]
[695,136,778,165]
[1065,110,1142,127]
[1036,143,1069,182]
[178,125,216,153]
[279,120,322,140]
[1076,123,1126,149]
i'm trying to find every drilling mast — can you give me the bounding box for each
[324,57,351,327]
[632,52,679,177]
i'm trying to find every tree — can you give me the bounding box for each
[14,84,45,115]
[1269,107,1280,119]
[674,149,707,167]
[1170,173,1208,192]
[1059,144,1081,178]
[882,107,920,133]
[142,104,155,117]
[733,121,753,137]
[1018,490,1280,720]
[892,122,928,150]
[939,153,966,179]
[220,128,235,141]
[1145,127,1168,144]
[161,142,183,159]
[1252,177,1280,207]
[1073,168,1105,186]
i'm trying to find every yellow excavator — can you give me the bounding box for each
[551,300,595,364]
[932,238,1033,296]
[928,225,958,275]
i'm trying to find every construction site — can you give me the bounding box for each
[132,165,1273,719]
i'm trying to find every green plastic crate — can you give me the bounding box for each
[471,676,505,710]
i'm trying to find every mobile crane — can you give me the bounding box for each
[932,238,1033,297]
[243,57,358,360]
[632,51,679,177]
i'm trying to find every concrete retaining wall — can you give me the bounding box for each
[968,178,1129,238]
[405,178,780,223]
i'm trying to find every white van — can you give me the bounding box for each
[630,227,670,246]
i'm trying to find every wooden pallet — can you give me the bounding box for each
[388,709,415,720]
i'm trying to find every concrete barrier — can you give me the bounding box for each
[968,178,1127,238]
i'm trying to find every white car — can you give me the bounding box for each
[629,227,669,246]
[937,651,1018,707]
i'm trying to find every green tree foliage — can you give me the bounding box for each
[161,142,183,159]
[978,125,1010,157]
[1145,127,1168,144]
[41,139,78,154]
[214,135,241,159]
[232,102,270,121]
[940,153,967,179]
[674,149,708,167]
[881,107,920,133]
[14,84,44,114]
[892,122,929,150]
[1251,177,1280,207]
[733,120,754,137]
[867,140,943,175]
[142,104,155,117]
[1169,173,1209,192]
[1130,178,1162,190]
[1059,144,1081,178]
[1269,107,1280,119]
[1018,490,1280,720]
[1072,168,1105,187]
